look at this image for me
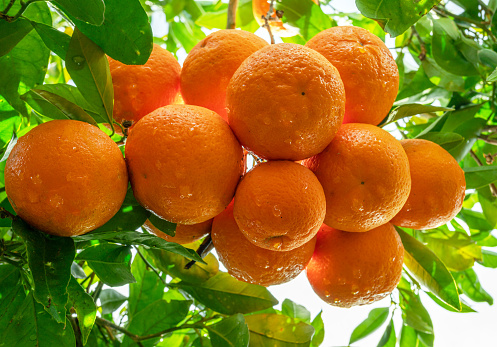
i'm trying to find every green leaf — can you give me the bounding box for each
[50,0,105,25]
[128,250,166,319]
[122,300,191,347]
[310,311,324,347]
[74,230,205,263]
[76,243,136,287]
[0,264,26,330]
[398,288,433,334]
[349,307,390,345]
[396,228,462,311]
[479,249,497,268]
[377,319,396,347]
[432,18,479,76]
[281,299,311,323]
[148,214,176,237]
[72,0,153,65]
[417,132,464,151]
[12,218,75,323]
[276,0,333,40]
[21,88,98,124]
[65,28,114,125]
[67,276,97,345]
[453,268,493,305]
[399,324,419,347]
[464,166,497,189]
[1,293,76,346]
[488,67,497,82]
[71,262,87,279]
[478,187,497,229]
[425,291,476,313]
[459,209,494,232]
[0,1,51,115]
[207,314,249,347]
[94,187,150,232]
[196,0,254,30]
[168,20,206,53]
[245,313,314,346]
[178,272,278,315]
[0,18,33,57]
[355,0,440,37]
[31,22,71,59]
[381,103,452,127]
[99,289,128,314]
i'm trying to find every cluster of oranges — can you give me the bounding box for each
[4,24,466,308]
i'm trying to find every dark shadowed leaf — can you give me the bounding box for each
[245,313,314,346]
[281,299,311,323]
[99,289,128,314]
[50,0,105,25]
[396,228,461,311]
[453,269,493,305]
[76,243,135,287]
[66,28,114,125]
[72,0,153,65]
[207,314,249,347]
[0,264,26,330]
[121,299,191,347]
[377,319,396,347]
[148,214,176,237]
[0,18,33,57]
[356,0,440,36]
[0,292,76,346]
[179,272,278,315]
[31,22,71,59]
[464,166,497,189]
[67,276,97,345]
[12,218,75,323]
[349,307,390,345]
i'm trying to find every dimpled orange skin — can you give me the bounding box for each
[212,203,316,287]
[143,219,212,245]
[305,26,399,126]
[180,30,268,122]
[5,120,128,237]
[306,223,404,308]
[125,105,244,225]
[390,139,466,229]
[108,44,181,124]
[305,123,411,232]
[252,0,319,36]
[233,161,326,251]
[226,43,345,160]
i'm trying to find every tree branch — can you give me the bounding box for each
[470,149,497,197]
[0,207,15,220]
[262,0,276,44]
[227,0,238,29]
[185,234,214,269]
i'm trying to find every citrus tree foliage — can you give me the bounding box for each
[1,0,497,346]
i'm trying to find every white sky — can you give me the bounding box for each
[144,1,497,345]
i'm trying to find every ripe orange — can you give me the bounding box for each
[212,203,316,286]
[125,105,244,224]
[390,139,466,229]
[5,120,128,237]
[306,223,404,308]
[143,219,212,245]
[252,0,319,37]
[233,161,325,251]
[108,44,181,124]
[180,30,268,121]
[305,26,399,125]
[226,43,345,160]
[305,123,411,232]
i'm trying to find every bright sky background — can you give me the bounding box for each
[143,1,497,345]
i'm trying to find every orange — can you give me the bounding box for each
[180,30,268,121]
[391,139,466,229]
[227,43,345,160]
[5,120,128,237]
[252,0,319,37]
[212,203,316,286]
[305,123,411,232]
[233,161,325,251]
[108,44,181,124]
[305,26,399,125]
[306,223,404,308]
[125,105,244,224]
[143,219,212,245]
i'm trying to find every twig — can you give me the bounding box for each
[0,207,15,220]
[1,0,15,15]
[227,0,238,29]
[411,27,426,61]
[434,6,497,42]
[184,235,214,269]
[483,126,497,133]
[478,135,497,146]
[135,247,168,286]
[2,0,40,22]
[96,317,140,341]
[261,0,276,44]
[470,149,497,197]
[85,273,95,293]
[92,281,104,301]
[68,315,83,347]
